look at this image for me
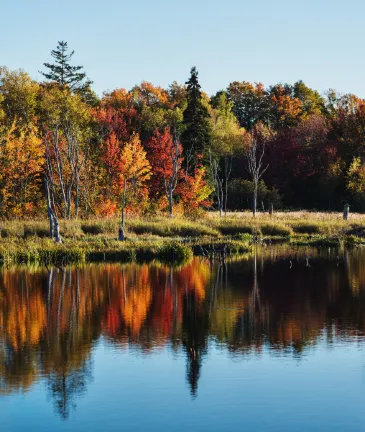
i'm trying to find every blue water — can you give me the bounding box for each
[1,247,365,431]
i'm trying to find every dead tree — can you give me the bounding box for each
[63,122,88,219]
[246,136,269,217]
[44,137,62,243]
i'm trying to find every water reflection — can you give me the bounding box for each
[1,245,365,418]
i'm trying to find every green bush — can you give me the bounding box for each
[158,242,193,264]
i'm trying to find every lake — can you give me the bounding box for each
[1,245,365,431]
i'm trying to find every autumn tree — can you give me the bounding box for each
[265,114,342,209]
[346,157,365,210]
[118,134,151,240]
[290,80,325,117]
[332,95,365,164]
[147,128,183,217]
[267,84,303,129]
[227,81,268,129]
[0,122,44,218]
[0,68,39,127]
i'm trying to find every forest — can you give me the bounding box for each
[1,41,365,232]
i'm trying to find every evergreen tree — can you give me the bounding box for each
[181,67,211,168]
[40,41,97,105]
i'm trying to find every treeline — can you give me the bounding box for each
[1,41,365,224]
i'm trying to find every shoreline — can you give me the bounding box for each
[1,213,365,266]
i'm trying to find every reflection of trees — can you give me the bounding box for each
[47,360,92,419]
[182,290,208,397]
[0,268,97,417]
[2,248,365,407]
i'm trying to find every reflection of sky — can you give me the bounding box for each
[2,339,365,432]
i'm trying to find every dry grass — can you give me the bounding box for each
[208,210,365,222]
[1,211,364,266]
[0,211,364,242]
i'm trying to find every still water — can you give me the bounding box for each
[1,245,365,431]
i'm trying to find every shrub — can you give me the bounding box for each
[80,221,116,235]
[23,225,50,238]
[0,227,17,238]
[292,223,321,234]
[218,224,254,235]
[158,242,193,264]
[260,224,291,237]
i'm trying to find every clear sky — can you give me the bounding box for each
[1,0,364,97]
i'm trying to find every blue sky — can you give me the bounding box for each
[1,0,364,97]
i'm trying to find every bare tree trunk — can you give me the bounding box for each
[66,188,72,219]
[45,175,62,243]
[224,156,232,216]
[54,217,62,243]
[253,180,258,217]
[168,186,173,217]
[75,176,79,220]
[45,178,55,240]
[246,136,269,219]
[119,179,127,241]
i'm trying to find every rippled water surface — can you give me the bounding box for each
[1,246,365,431]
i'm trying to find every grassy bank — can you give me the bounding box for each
[0,237,251,266]
[2,211,365,238]
[1,211,365,265]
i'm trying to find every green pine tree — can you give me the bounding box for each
[40,41,98,105]
[181,67,211,168]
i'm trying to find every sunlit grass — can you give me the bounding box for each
[0,210,364,266]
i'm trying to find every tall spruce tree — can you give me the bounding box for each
[182,67,211,169]
[40,41,96,104]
